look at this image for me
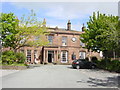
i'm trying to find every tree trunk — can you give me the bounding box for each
[88,49,91,61]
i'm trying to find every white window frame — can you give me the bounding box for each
[27,50,31,62]
[80,37,85,47]
[61,51,68,63]
[62,36,67,46]
[48,35,53,45]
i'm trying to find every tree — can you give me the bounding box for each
[1,10,49,52]
[81,12,120,59]
[0,13,19,50]
[14,10,49,51]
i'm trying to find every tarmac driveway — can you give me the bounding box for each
[1,65,119,88]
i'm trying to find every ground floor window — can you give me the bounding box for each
[61,51,68,63]
[34,50,37,59]
[79,52,86,59]
[20,49,24,53]
[27,50,31,62]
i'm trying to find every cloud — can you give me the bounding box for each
[1,0,120,2]
[118,1,120,17]
[2,2,118,30]
[10,2,118,17]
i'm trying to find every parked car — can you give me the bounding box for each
[72,59,97,69]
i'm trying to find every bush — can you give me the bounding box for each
[85,57,89,61]
[91,56,98,63]
[98,58,111,69]
[15,52,26,64]
[95,58,120,73]
[2,50,17,64]
[2,50,26,65]
[108,60,120,72]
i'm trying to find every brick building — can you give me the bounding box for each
[19,19,101,64]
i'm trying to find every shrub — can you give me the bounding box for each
[15,52,26,64]
[91,56,98,63]
[2,50,16,64]
[96,58,120,73]
[109,60,120,72]
[2,50,26,65]
[98,58,111,69]
[85,57,89,61]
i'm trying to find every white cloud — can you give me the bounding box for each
[1,0,120,2]
[2,2,118,30]
[10,2,118,20]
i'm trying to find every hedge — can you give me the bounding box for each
[91,58,120,73]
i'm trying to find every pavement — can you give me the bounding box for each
[1,65,119,88]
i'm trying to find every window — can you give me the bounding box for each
[34,50,37,59]
[48,35,53,44]
[20,36,26,44]
[61,51,68,63]
[72,53,76,60]
[20,49,24,53]
[80,42,85,47]
[79,52,86,59]
[27,50,31,62]
[62,36,67,46]
[80,37,85,47]
[34,36,39,40]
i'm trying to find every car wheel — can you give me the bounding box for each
[76,65,80,69]
[91,65,95,69]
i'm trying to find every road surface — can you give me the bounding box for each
[1,65,119,88]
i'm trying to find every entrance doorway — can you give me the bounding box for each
[48,51,54,63]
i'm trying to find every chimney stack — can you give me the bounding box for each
[67,20,71,30]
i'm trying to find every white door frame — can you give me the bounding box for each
[61,51,68,63]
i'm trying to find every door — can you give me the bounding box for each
[48,51,54,63]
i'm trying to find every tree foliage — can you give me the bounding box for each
[81,12,120,58]
[1,10,49,51]
[0,13,19,49]
[15,10,49,50]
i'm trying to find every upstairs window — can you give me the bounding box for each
[80,37,85,47]
[34,36,39,40]
[80,41,85,47]
[62,36,67,46]
[48,35,53,45]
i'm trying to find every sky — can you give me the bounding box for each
[1,1,119,31]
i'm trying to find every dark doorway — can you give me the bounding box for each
[48,51,54,63]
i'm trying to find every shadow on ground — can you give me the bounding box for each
[77,75,120,88]
[67,66,74,69]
